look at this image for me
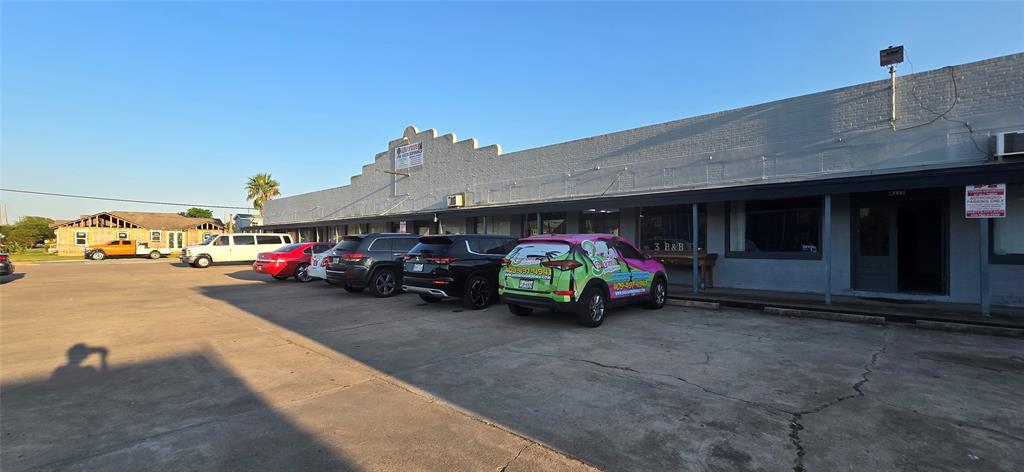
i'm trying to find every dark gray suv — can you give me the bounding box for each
[324,233,420,297]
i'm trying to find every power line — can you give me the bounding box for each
[0,188,254,210]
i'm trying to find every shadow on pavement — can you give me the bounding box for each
[0,342,355,472]
[1,273,26,284]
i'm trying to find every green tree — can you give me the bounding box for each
[178,207,213,218]
[0,216,55,251]
[245,173,281,217]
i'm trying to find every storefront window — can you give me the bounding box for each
[440,218,466,235]
[640,205,705,253]
[524,213,566,236]
[992,184,1024,264]
[581,209,620,235]
[727,197,821,258]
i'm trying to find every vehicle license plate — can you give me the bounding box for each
[518,279,534,290]
[413,263,424,272]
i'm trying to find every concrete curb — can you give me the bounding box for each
[667,299,720,310]
[764,306,885,325]
[915,320,1024,338]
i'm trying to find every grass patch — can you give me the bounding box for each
[8,248,82,262]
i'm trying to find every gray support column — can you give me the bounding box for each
[980,218,990,317]
[482,216,488,235]
[824,194,832,304]
[692,203,699,294]
[536,213,542,235]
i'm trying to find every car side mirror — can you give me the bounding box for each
[642,251,654,260]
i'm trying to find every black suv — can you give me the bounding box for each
[325,233,420,297]
[401,235,517,309]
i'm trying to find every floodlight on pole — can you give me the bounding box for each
[881,45,904,130]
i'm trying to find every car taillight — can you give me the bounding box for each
[500,258,510,266]
[541,260,583,271]
[320,258,329,267]
[342,253,364,261]
[403,255,413,262]
[427,257,457,264]
[0,255,6,263]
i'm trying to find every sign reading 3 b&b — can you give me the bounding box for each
[395,142,423,171]
[965,184,1006,218]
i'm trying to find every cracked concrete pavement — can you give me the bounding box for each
[2,261,1023,471]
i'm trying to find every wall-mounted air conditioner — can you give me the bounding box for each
[994,131,1024,159]
[446,193,465,208]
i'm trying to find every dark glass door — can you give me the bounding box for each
[852,205,897,292]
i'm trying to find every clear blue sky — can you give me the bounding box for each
[2,1,1022,221]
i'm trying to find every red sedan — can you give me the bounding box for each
[253,242,334,282]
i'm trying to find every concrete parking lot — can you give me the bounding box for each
[2,260,1022,471]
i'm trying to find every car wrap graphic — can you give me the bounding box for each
[500,237,664,305]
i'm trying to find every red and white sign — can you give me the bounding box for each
[965,184,1006,218]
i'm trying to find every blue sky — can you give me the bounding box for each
[2,1,1022,221]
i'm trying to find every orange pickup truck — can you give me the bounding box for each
[84,240,171,260]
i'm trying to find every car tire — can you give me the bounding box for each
[148,250,161,259]
[368,268,398,297]
[295,263,312,283]
[419,294,442,303]
[508,304,533,316]
[462,274,492,310]
[325,279,337,285]
[272,274,289,281]
[194,255,211,268]
[645,277,667,309]
[576,286,607,327]
[91,251,105,261]
[343,284,364,293]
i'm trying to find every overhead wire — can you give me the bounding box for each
[0,188,254,210]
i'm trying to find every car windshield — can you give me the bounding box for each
[273,243,305,253]
[200,235,218,245]
[507,242,570,264]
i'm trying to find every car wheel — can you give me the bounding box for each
[576,286,607,327]
[272,274,289,281]
[462,274,492,310]
[419,294,442,303]
[295,263,312,282]
[645,277,667,309]
[325,278,337,285]
[369,269,397,297]
[343,284,364,293]
[508,304,533,316]
[194,256,211,268]
[91,251,105,260]
[149,250,161,259]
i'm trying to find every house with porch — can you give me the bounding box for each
[53,211,224,256]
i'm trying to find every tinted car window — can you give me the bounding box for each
[302,246,313,254]
[467,238,514,255]
[234,235,256,245]
[333,239,361,252]
[367,238,392,252]
[313,244,333,253]
[283,235,292,243]
[257,235,281,244]
[615,241,643,259]
[393,237,419,252]
[409,236,453,256]
[274,243,304,253]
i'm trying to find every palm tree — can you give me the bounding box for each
[245,173,281,217]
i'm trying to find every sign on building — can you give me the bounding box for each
[395,142,423,171]
[965,184,1006,218]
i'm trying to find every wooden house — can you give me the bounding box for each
[53,211,224,256]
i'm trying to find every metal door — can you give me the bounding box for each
[851,205,897,292]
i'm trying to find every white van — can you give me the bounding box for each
[181,233,293,268]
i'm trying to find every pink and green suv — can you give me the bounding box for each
[498,234,668,327]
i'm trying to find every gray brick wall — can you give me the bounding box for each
[265,53,1024,225]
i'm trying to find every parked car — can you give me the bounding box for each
[253,242,334,282]
[181,233,293,268]
[0,253,13,276]
[308,242,334,283]
[325,233,419,297]
[84,240,171,260]
[401,235,518,309]
[498,234,668,327]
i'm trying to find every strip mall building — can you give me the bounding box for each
[262,53,1024,309]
